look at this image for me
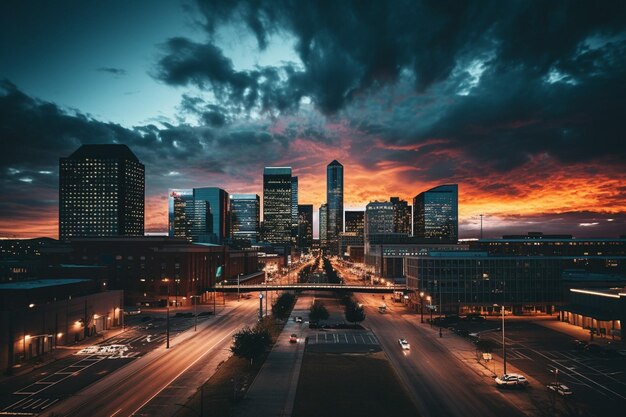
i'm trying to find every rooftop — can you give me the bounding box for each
[67,144,140,163]
[0,279,92,290]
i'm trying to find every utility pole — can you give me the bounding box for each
[502,305,506,375]
[259,292,263,321]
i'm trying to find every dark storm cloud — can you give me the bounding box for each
[97,67,127,76]
[156,0,626,115]
[0,80,295,185]
[156,38,302,115]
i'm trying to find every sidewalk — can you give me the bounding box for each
[234,294,312,417]
[535,318,621,346]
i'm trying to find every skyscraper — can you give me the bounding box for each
[319,204,328,249]
[326,160,344,252]
[345,211,365,236]
[365,201,394,237]
[297,204,313,249]
[413,184,458,243]
[169,189,194,240]
[263,167,293,244]
[59,144,144,240]
[230,194,260,242]
[169,187,229,243]
[390,197,412,235]
[291,176,299,245]
[193,187,230,244]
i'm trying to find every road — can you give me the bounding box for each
[359,293,526,417]
[41,299,260,417]
[331,260,526,417]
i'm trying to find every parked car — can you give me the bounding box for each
[584,343,607,356]
[289,333,298,343]
[495,373,529,388]
[398,338,410,350]
[571,339,587,349]
[547,383,572,396]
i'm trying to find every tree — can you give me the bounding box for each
[475,338,498,353]
[309,300,329,322]
[271,292,295,320]
[231,325,271,364]
[345,300,366,326]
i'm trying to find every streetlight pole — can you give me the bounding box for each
[194,295,198,332]
[439,281,443,338]
[419,291,425,323]
[162,278,170,349]
[237,273,242,302]
[501,305,506,375]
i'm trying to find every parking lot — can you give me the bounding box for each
[438,317,626,416]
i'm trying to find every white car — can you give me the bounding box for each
[495,373,529,387]
[398,338,410,350]
[547,383,572,396]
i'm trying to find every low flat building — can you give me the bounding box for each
[560,287,624,342]
[0,279,122,372]
[41,237,259,306]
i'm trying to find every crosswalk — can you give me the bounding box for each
[308,332,380,346]
[106,333,167,346]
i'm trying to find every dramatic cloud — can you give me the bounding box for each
[97,67,127,76]
[1,1,625,238]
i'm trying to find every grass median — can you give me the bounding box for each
[292,351,418,417]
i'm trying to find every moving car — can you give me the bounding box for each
[495,373,529,388]
[398,338,410,350]
[294,316,303,323]
[289,333,298,343]
[547,383,572,396]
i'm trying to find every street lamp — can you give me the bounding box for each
[419,291,425,323]
[174,278,181,307]
[162,278,171,349]
[426,295,432,328]
[237,273,243,301]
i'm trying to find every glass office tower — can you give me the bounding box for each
[230,194,260,242]
[291,176,299,245]
[390,197,412,235]
[193,187,229,244]
[263,167,293,244]
[319,204,328,249]
[326,160,344,252]
[59,144,144,240]
[345,211,365,236]
[365,201,394,237]
[297,204,313,249]
[413,184,458,243]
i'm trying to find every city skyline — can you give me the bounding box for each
[1,1,625,239]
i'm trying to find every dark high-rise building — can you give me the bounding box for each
[297,204,313,249]
[413,184,458,243]
[59,144,144,240]
[193,187,229,244]
[230,194,260,242]
[291,176,299,245]
[326,160,344,252]
[345,211,365,236]
[319,204,328,249]
[390,197,412,235]
[168,187,229,244]
[365,201,394,237]
[263,167,293,244]
[169,189,193,239]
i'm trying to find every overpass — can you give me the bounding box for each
[214,283,407,294]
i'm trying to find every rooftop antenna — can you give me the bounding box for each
[480,214,484,240]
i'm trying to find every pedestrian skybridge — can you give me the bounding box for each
[215,283,406,293]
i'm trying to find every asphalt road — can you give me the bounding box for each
[26,299,258,417]
[331,261,526,417]
[359,293,526,417]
